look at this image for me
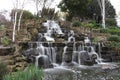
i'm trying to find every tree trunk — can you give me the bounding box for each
[17,10,24,31]
[12,11,18,42]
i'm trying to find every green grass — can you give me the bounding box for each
[3,65,44,80]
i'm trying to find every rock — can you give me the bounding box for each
[79,51,94,66]
[15,57,26,62]
[0,46,13,56]
[3,60,15,65]
[37,55,51,68]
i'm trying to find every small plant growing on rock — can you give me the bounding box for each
[72,21,81,27]
[1,37,11,46]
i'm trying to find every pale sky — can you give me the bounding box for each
[0,0,120,19]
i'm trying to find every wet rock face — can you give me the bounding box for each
[22,48,37,63]
[90,54,97,64]
[79,51,95,66]
[38,55,52,68]
[64,53,72,63]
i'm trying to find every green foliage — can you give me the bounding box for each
[81,22,98,28]
[40,8,58,20]
[108,42,120,48]
[21,10,34,20]
[107,35,120,42]
[4,65,44,80]
[105,18,117,26]
[0,25,6,30]
[100,28,108,33]
[0,62,8,80]
[58,0,115,20]
[72,21,81,27]
[58,0,92,20]
[93,37,99,42]
[1,37,11,46]
[11,9,34,21]
[108,28,120,35]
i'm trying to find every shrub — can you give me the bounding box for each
[99,28,108,33]
[0,62,8,80]
[1,37,11,46]
[82,22,99,28]
[3,65,44,80]
[107,35,120,42]
[106,18,117,26]
[0,25,6,30]
[108,28,120,35]
[72,21,81,27]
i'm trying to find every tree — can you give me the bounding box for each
[40,8,58,20]
[32,0,54,17]
[12,0,18,42]
[11,9,34,20]
[11,0,27,42]
[58,0,93,20]
[58,0,115,23]
[96,0,116,28]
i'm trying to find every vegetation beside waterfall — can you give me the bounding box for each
[0,0,120,80]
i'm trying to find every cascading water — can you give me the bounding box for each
[35,43,46,67]
[22,19,120,80]
[46,42,57,63]
[23,19,118,69]
[42,20,64,42]
[89,46,101,64]
[97,42,103,63]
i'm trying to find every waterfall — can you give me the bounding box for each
[84,37,91,46]
[45,42,57,63]
[51,47,57,63]
[62,46,68,63]
[68,36,75,42]
[89,46,101,64]
[36,43,45,55]
[35,43,45,67]
[97,42,103,63]
[38,33,43,41]
[24,19,116,69]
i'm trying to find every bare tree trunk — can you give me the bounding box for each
[97,0,106,28]
[17,0,25,31]
[12,11,18,42]
[17,10,24,31]
[102,0,105,28]
[12,0,19,42]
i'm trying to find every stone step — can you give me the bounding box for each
[101,51,116,54]
[0,47,13,56]
[111,56,120,61]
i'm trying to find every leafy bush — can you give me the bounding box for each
[100,28,108,33]
[107,35,120,42]
[0,25,6,30]
[0,62,8,80]
[108,28,120,35]
[1,37,11,46]
[92,38,98,42]
[3,65,44,80]
[106,18,117,26]
[72,21,81,27]
[82,22,99,28]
